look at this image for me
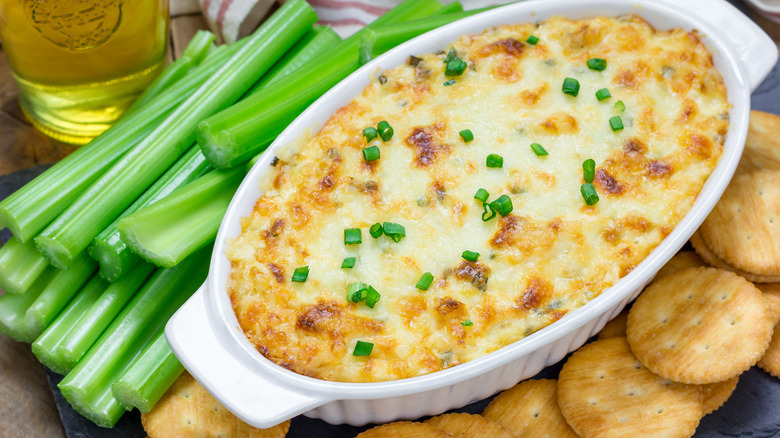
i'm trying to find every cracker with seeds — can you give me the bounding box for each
[701,376,739,416]
[654,251,706,282]
[627,267,773,384]
[424,413,513,438]
[690,231,780,283]
[557,337,702,438]
[482,379,577,438]
[699,170,780,276]
[356,421,451,437]
[737,110,780,175]
[141,372,290,438]
[598,311,628,340]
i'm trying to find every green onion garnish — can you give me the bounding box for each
[444,79,456,86]
[486,154,503,168]
[490,195,513,217]
[344,228,362,245]
[291,266,309,283]
[462,250,480,261]
[595,88,611,101]
[383,222,406,242]
[461,319,474,327]
[459,129,474,142]
[615,100,625,112]
[474,188,489,204]
[587,58,607,71]
[362,145,380,161]
[377,121,393,141]
[416,272,434,291]
[341,257,356,269]
[362,127,377,142]
[526,35,539,45]
[444,47,457,63]
[445,57,468,76]
[482,203,497,221]
[353,340,373,356]
[369,222,384,238]
[562,78,580,97]
[581,183,599,206]
[530,143,548,156]
[582,159,596,183]
[347,282,369,303]
[609,116,624,131]
[366,286,380,308]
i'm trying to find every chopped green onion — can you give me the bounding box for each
[526,35,539,45]
[581,183,600,206]
[341,257,356,269]
[416,272,434,290]
[369,223,384,238]
[482,203,497,221]
[530,143,548,156]
[383,222,406,242]
[344,228,362,245]
[291,266,309,282]
[377,120,394,141]
[490,195,513,217]
[366,286,380,308]
[353,340,373,356]
[363,127,378,142]
[562,77,580,96]
[609,116,624,131]
[363,145,381,161]
[445,58,467,76]
[587,58,607,71]
[474,188,489,204]
[583,159,596,183]
[443,79,456,86]
[444,48,456,63]
[459,129,474,142]
[615,100,625,112]
[595,88,611,101]
[347,282,369,303]
[486,154,504,168]
[462,250,480,261]
[461,319,474,326]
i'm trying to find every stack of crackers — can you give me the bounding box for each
[144,110,780,437]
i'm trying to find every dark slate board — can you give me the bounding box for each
[0,0,777,435]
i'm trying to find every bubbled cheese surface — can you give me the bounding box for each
[225,15,729,382]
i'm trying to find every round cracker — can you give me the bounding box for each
[141,372,290,438]
[757,283,780,322]
[699,169,780,276]
[701,376,739,416]
[736,110,780,175]
[357,421,450,437]
[482,379,577,438]
[424,413,513,438]
[627,267,774,384]
[758,320,780,378]
[690,231,780,283]
[598,311,628,340]
[654,251,706,282]
[557,337,703,438]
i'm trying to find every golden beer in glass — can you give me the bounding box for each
[0,1,169,145]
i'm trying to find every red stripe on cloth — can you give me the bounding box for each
[318,17,369,27]
[216,0,235,36]
[309,0,389,16]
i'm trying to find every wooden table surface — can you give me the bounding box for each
[2,5,780,438]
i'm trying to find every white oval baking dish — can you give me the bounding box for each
[167,0,777,428]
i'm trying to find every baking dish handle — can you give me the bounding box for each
[668,0,778,91]
[166,285,327,429]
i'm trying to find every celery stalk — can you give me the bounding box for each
[117,167,244,268]
[88,145,212,281]
[35,0,317,269]
[0,236,48,294]
[55,261,156,371]
[248,25,341,94]
[198,0,444,169]
[0,43,238,244]
[31,275,108,374]
[0,265,56,342]
[58,247,210,428]
[112,331,184,413]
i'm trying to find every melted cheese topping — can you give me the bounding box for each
[226,15,729,382]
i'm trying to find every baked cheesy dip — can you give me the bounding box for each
[226,15,729,382]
